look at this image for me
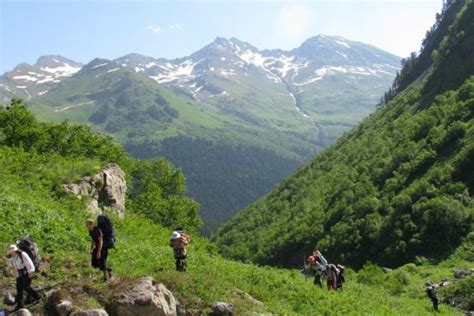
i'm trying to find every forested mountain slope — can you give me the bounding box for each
[213,0,474,268]
[0,100,471,315]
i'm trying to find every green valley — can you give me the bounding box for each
[0,99,472,315]
[1,35,399,233]
[213,0,474,270]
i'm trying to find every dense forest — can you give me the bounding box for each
[213,0,474,269]
[125,136,301,233]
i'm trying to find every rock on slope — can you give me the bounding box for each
[63,163,127,218]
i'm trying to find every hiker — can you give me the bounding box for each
[169,229,189,272]
[308,251,324,287]
[425,282,439,311]
[336,264,345,290]
[86,218,110,282]
[5,245,41,311]
[326,264,339,290]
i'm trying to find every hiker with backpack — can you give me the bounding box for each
[169,228,190,272]
[307,251,324,287]
[336,264,345,290]
[86,216,114,282]
[5,244,41,311]
[326,264,339,290]
[425,282,439,311]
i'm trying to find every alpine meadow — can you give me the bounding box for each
[0,0,473,316]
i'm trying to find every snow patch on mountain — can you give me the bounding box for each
[151,59,203,84]
[209,91,230,98]
[54,101,94,112]
[36,76,55,84]
[294,65,395,86]
[234,49,282,83]
[41,64,81,76]
[13,75,38,82]
[337,51,348,59]
[335,40,350,48]
[220,69,236,76]
[92,63,108,69]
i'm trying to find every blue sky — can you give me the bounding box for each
[1,0,443,73]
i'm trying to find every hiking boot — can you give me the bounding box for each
[25,294,40,305]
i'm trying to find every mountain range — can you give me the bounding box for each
[0,35,400,232]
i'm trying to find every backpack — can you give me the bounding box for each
[97,214,116,249]
[175,228,190,242]
[16,237,41,271]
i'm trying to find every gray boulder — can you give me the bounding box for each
[12,309,32,316]
[211,302,233,316]
[56,300,74,316]
[382,267,392,274]
[232,289,264,307]
[107,277,177,316]
[454,268,472,279]
[70,310,108,316]
[63,163,126,218]
[3,291,15,306]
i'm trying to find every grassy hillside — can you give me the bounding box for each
[213,0,474,268]
[0,102,471,315]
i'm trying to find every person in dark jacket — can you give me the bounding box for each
[86,219,110,282]
[326,264,339,290]
[425,282,439,311]
[6,245,41,311]
[336,264,346,290]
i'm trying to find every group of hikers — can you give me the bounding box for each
[2,214,190,313]
[304,250,443,311]
[305,250,345,290]
[3,215,443,313]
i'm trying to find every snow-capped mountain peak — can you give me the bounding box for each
[106,35,400,105]
[0,55,83,102]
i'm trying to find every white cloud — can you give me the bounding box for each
[279,5,313,38]
[147,24,161,34]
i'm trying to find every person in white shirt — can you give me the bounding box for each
[6,245,40,311]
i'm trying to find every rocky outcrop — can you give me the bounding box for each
[382,267,393,274]
[454,268,473,279]
[107,277,177,316]
[3,291,15,306]
[56,300,74,316]
[71,310,108,316]
[232,289,264,307]
[63,163,126,218]
[11,309,32,316]
[211,302,233,316]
